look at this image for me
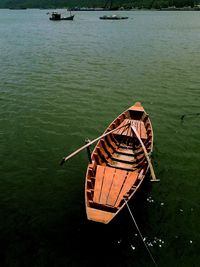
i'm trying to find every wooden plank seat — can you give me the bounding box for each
[93,165,139,208]
[117,146,143,156]
[114,119,147,139]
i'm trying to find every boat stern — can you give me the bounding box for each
[86,207,115,224]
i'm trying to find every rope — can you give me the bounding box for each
[124,198,158,267]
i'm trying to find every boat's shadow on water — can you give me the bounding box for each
[74,177,153,267]
[0,179,152,267]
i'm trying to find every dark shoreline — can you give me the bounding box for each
[3,7,200,11]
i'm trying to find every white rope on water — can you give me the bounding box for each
[124,198,158,267]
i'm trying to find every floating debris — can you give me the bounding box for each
[153,237,165,247]
[131,245,136,250]
[179,209,183,212]
[160,202,165,206]
[147,196,154,203]
[117,239,122,244]
[147,241,153,247]
[141,236,165,249]
[189,240,193,244]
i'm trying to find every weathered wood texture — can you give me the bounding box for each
[93,166,138,208]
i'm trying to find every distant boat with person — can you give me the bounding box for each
[49,11,74,21]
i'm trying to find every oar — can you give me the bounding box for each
[60,122,130,166]
[131,126,160,182]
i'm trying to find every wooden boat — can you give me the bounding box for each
[49,12,74,21]
[99,14,128,20]
[85,102,155,224]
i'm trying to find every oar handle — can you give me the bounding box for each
[60,122,130,165]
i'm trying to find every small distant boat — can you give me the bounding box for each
[49,11,74,21]
[99,14,128,20]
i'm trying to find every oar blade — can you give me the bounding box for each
[60,158,66,166]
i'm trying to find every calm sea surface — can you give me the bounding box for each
[0,9,200,267]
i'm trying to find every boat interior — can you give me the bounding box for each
[86,108,153,213]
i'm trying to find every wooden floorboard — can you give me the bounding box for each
[115,171,138,207]
[93,165,140,208]
[106,169,128,206]
[99,167,116,205]
[93,165,105,203]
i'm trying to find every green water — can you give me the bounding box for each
[0,9,200,267]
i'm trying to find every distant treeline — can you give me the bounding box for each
[1,0,200,9]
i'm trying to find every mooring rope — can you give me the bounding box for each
[124,199,158,267]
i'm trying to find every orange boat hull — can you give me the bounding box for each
[85,102,153,224]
